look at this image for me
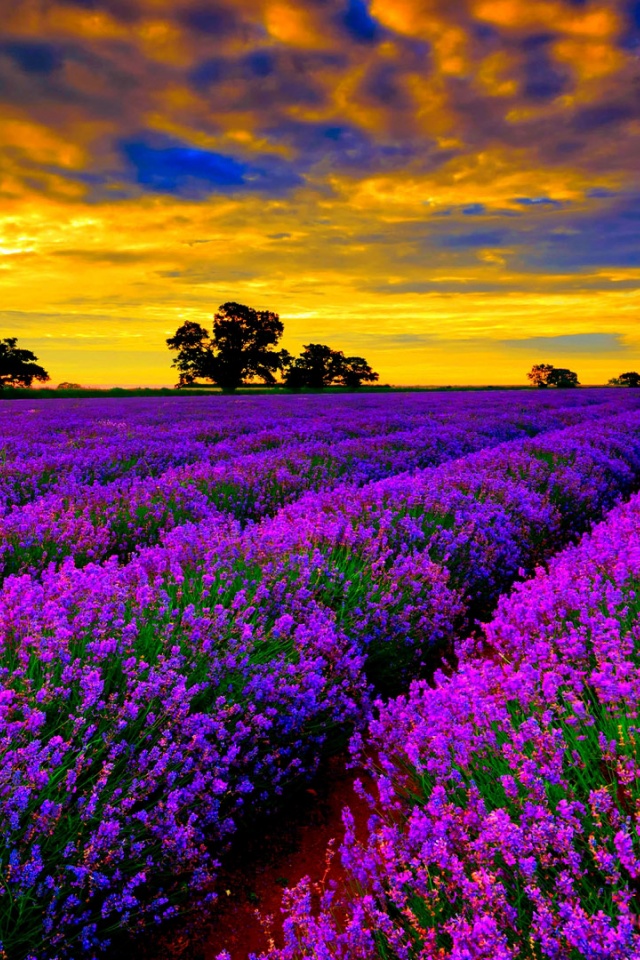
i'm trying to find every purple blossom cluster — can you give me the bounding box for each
[266,482,640,959]
[3,392,640,958]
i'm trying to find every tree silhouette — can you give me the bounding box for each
[337,355,379,388]
[527,363,555,388]
[0,338,50,390]
[608,371,640,387]
[167,303,285,392]
[283,343,379,389]
[548,367,579,388]
[283,343,343,389]
[527,363,579,388]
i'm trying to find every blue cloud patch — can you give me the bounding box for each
[619,2,640,49]
[189,57,225,90]
[572,102,635,132]
[1,42,63,75]
[265,120,430,174]
[245,51,275,78]
[514,196,563,208]
[521,37,571,100]
[341,0,380,43]
[178,3,240,36]
[59,0,141,19]
[586,188,616,199]
[523,193,640,270]
[120,134,302,197]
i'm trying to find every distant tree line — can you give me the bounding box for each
[3,320,640,393]
[527,363,640,388]
[167,302,379,392]
[608,371,640,387]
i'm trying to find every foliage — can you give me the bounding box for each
[166,302,285,391]
[283,343,379,389]
[608,371,640,387]
[0,337,50,390]
[527,363,579,388]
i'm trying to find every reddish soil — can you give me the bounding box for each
[144,754,373,960]
[203,755,372,959]
[142,656,457,960]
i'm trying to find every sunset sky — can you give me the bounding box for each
[0,0,639,386]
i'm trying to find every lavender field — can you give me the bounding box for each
[3,391,640,959]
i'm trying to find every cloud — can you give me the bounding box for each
[436,229,507,249]
[118,133,304,198]
[521,33,572,101]
[177,3,243,37]
[57,0,142,22]
[340,0,381,44]
[499,333,627,355]
[571,102,637,133]
[513,197,563,208]
[50,248,156,263]
[0,42,64,75]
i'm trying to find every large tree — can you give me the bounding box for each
[167,302,285,392]
[0,337,50,390]
[548,367,579,388]
[527,363,579,388]
[283,343,379,389]
[283,343,344,389]
[337,355,379,388]
[527,363,555,388]
[608,371,640,387]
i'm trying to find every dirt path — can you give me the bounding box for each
[203,755,372,959]
[143,754,373,960]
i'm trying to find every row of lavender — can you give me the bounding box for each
[266,487,640,959]
[3,410,640,958]
[0,392,566,509]
[2,392,639,579]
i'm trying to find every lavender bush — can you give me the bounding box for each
[266,490,640,959]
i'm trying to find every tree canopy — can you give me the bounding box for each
[608,371,640,387]
[167,305,379,391]
[0,338,50,390]
[167,302,285,392]
[283,343,379,389]
[527,363,579,388]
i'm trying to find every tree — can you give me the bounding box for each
[527,363,579,388]
[608,371,640,387]
[337,355,379,388]
[283,343,344,389]
[527,363,555,388]
[548,367,579,388]
[283,343,379,389]
[0,337,50,390]
[167,302,285,392]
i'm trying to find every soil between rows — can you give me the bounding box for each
[140,753,373,960]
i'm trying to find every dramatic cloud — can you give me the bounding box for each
[0,0,638,384]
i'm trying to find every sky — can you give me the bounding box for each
[0,0,639,386]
